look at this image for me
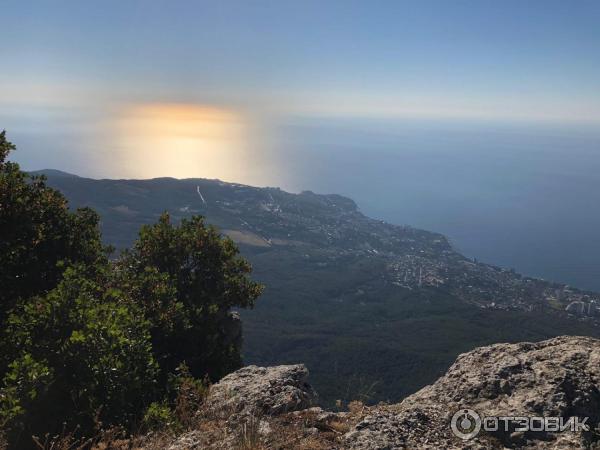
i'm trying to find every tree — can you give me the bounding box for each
[117,213,263,383]
[0,265,158,445]
[0,131,104,323]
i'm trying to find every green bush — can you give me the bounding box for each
[170,363,209,429]
[0,265,158,444]
[117,213,263,383]
[142,402,178,432]
[0,131,104,324]
[142,364,209,432]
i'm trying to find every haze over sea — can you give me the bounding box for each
[7,115,600,291]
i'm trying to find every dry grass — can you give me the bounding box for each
[113,403,369,450]
[16,392,371,449]
[11,404,369,450]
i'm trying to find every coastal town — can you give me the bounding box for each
[187,181,600,325]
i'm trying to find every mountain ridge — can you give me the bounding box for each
[29,168,80,178]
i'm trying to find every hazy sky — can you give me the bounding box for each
[2,0,600,121]
[1,0,600,180]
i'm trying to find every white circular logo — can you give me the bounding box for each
[451,408,481,440]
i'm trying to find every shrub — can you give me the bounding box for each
[141,364,209,433]
[0,265,158,445]
[0,131,104,324]
[142,402,178,432]
[117,213,263,383]
[170,363,209,429]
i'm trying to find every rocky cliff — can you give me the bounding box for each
[162,336,600,449]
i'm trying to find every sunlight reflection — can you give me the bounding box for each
[113,103,249,179]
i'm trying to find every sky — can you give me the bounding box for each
[1,0,600,178]
[2,0,600,119]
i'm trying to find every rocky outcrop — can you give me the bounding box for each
[345,336,600,449]
[168,364,318,449]
[166,336,600,449]
[204,364,317,419]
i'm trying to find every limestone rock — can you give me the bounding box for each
[204,364,317,419]
[167,337,600,449]
[344,336,600,449]
[168,364,317,449]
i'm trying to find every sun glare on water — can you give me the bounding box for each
[113,103,250,180]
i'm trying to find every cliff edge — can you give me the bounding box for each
[158,336,600,449]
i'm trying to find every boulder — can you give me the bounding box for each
[204,364,317,420]
[168,364,317,449]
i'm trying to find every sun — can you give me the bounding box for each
[114,103,248,179]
